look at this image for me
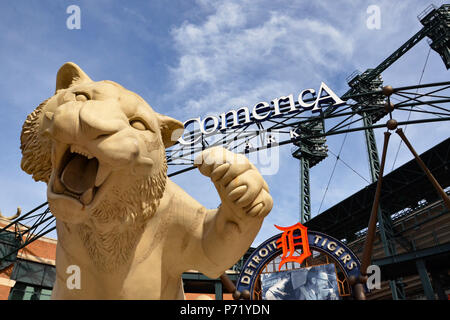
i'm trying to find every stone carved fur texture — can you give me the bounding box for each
[20,62,273,299]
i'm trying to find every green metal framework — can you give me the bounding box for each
[346,68,406,298]
[305,138,450,240]
[291,120,327,223]
[304,138,450,300]
[333,3,450,299]
[419,4,450,70]
[0,203,55,269]
[295,3,449,229]
[299,157,310,223]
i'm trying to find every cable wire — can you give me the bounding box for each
[328,149,371,184]
[391,47,432,170]
[317,117,353,214]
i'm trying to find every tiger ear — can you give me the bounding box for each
[157,114,184,148]
[55,62,92,92]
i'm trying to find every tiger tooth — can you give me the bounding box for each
[54,142,69,170]
[95,163,112,187]
[80,187,94,205]
[69,145,94,159]
[53,177,66,194]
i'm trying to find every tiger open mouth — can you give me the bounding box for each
[52,145,111,206]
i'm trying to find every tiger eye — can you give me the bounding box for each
[75,93,90,101]
[130,120,147,131]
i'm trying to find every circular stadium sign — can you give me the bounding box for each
[236,223,365,300]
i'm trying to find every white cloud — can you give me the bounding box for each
[168,1,355,120]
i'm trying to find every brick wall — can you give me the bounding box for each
[0,264,15,299]
[0,217,57,300]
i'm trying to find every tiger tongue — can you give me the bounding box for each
[60,154,99,195]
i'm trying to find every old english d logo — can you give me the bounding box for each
[275,222,312,271]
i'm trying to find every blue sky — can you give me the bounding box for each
[0,0,448,246]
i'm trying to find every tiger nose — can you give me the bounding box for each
[44,103,82,141]
[45,101,128,142]
[79,102,128,140]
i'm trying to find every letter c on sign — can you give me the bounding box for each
[200,116,219,134]
[178,118,202,144]
[298,89,316,110]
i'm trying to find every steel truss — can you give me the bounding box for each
[0,203,55,268]
[165,81,450,172]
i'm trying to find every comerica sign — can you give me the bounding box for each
[179,82,345,145]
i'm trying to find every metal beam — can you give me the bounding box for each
[416,259,436,300]
[214,281,223,300]
[360,119,406,299]
[0,205,55,263]
[373,242,450,267]
[430,270,448,300]
[300,157,311,223]
[305,137,450,241]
